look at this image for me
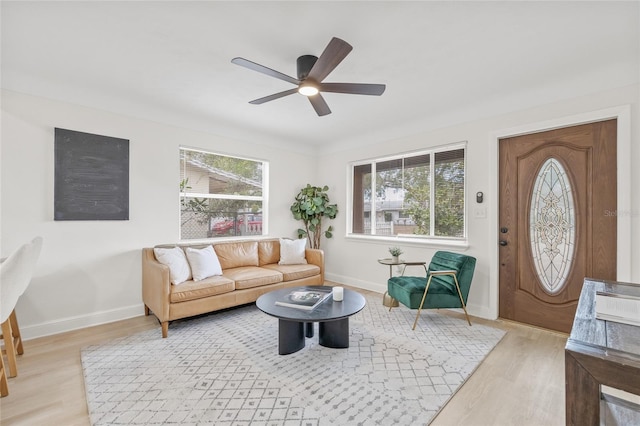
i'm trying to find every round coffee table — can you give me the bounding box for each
[256,286,366,355]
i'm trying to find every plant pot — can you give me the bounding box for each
[391,255,399,263]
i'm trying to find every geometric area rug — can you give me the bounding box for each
[81,293,506,425]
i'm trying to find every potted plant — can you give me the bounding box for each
[290,184,338,249]
[389,246,403,263]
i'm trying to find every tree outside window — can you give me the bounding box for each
[351,146,465,239]
[180,148,267,240]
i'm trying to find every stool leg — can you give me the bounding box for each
[1,316,18,378]
[9,311,23,355]
[0,351,8,397]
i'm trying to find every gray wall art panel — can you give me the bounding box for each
[54,128,129,221]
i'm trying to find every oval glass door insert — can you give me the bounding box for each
[529,158,576,294]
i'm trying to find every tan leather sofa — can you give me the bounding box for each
[142,239,324,337]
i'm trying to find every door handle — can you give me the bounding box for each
[499,240,508,246]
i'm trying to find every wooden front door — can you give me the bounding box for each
[498,120,617,333]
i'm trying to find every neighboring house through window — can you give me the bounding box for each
[180,147,267,240]
[350,143,466,240]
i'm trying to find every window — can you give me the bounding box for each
[180,147,267,240]
[350,144,465,239]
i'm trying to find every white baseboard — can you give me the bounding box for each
[21,304,146,341]
[325,272,387,294]
[465,302,495,320]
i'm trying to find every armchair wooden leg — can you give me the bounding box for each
[413,276,434,330]
[452,275,472,326]
[0,351,8,397]
[1,315,18,378]
[161,322,168,338]
[144,305,150,316]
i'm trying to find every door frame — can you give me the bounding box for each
[487,105,632,320]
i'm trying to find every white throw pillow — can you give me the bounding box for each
[153,247,192,285]
[279,238,308,265]
[185,245,222,281]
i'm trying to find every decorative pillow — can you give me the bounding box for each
[153,247,192,285]
[185,245,222,281]
[279,238,308,265]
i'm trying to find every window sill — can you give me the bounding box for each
[345,233,470,251]
[179,235,270,244]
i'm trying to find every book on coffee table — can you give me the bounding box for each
[275,288,333,311]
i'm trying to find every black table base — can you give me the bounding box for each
[318,318,349,349]
[277,318,350,355]
[278,319,305,355]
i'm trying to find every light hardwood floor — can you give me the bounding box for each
[1,286,568,426]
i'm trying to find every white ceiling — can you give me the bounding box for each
[2,1,638,154]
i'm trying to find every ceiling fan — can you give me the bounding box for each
[231,37,386,116]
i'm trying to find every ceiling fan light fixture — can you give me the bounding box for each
[298,84,319,96]
[232,37,385,116]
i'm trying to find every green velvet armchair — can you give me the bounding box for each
[387,251,476,330]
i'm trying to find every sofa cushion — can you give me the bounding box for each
[185,245,222,281]
[262,263,320,282]
[153,246,192,285]
[258,239,280,266]
[223,266,283,290]
[169,275,235,303]
[279,238,308,265]
[214,241,259,270]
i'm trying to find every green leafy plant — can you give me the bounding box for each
[290,184,338,249]
[180,178,209,226]
[388,246,403,257]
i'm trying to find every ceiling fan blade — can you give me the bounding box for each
[308,94,331,116]
[231,57,300,86]
[306,37,353,83]
[249,88,299,104]
[319,83,386,96]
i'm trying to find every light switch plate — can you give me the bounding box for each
[473,207,487,219]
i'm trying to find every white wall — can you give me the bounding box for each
[1,90,316,339]
[319,85,639,320]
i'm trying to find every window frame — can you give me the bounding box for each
[179,146,269,241]
[347,142,468,246]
